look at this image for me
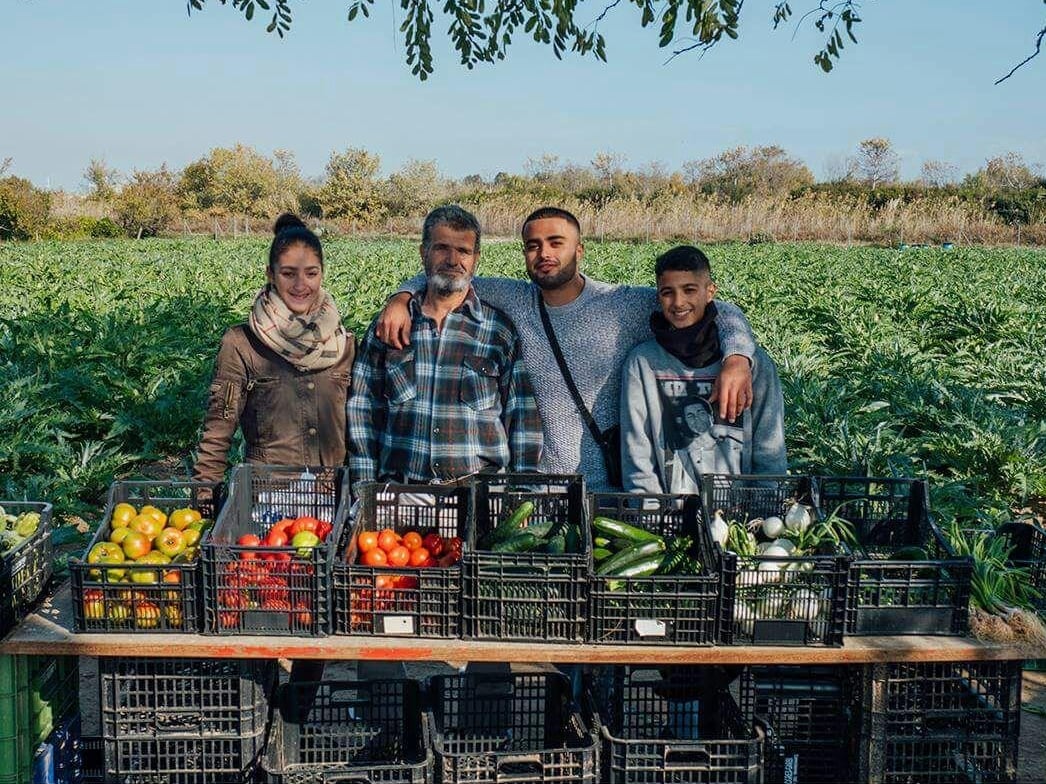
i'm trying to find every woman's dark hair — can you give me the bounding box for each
[269,213,323,273]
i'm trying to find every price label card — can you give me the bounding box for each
[633,619,667,637]
[381,616,415,635]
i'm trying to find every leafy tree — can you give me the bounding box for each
[0,176,52,241]
[113,167,180,238]
[187,0,1046,83]
[684,145,813,200]
[853,137,900,188]
[973,152,1040,191]
[384,159,447,217]
[83,159,122,203]
[319,147,386,224]
[919,159,959,189]
[177,143,301,217]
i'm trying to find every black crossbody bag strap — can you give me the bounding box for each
[537,297,606,446]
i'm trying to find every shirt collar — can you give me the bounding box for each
[409,285,485,325]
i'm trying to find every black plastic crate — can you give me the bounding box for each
[259,679,431,783]
[0,501,53,639]
[858,661,1021,783]
[464,474,589,643]
[81,734,104,784]
[587,665,763,784]
[202,464,350,636]
[739,665,858,784]
[428,672,596,783]
[70,481,223,634]
[333,483,469,638]
[587,494,719,646]
[815,476,972,636]
[702,475,850,646]
[99,657,276,783]
[995,520,1046,615]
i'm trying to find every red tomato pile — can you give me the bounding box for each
[348,528,464,631]
[215,515,333,629]
[355,528,462,569]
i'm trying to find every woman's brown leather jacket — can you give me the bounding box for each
[193,324,356,482]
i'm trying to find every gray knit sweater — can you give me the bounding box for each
[396,274,756,491]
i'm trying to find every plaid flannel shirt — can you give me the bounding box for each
[347,287,543,495]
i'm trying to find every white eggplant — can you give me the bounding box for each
[709,510,729,548]
[788,589,823,621]
[734,600,755,636]
[753,561,782,585]
[761,515,785,539]
[756,593,788,618]
[784,503,812,533]
[761,545,790,559]
[773,538,797,554]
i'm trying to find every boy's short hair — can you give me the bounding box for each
[654,245,713,279]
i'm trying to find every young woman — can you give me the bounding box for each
[194,213,354,482]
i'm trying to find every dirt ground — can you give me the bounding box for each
[1021,669,1046,784]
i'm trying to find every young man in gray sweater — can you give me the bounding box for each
[621,245,787,494]
[375,208,758,492]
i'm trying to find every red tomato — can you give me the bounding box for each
[408,547,431,567]
[387,545,410,567]
[375,574,395,590]
[438,550,462,567]
[362,548,387,567]
[315,521,333,541]
[422,532,443,556]
[446,537,463,553]
[394,575,419,590]
[289,518,318,536]
[271,518,296,535]
[377,529,401,553]
[402,531,423,551]
[264,530,288,547]
[237,533,261,547]
[357,531,379,553]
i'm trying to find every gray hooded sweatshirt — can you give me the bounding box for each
[620,338,787,495]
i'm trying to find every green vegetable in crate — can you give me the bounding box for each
[596,539,666,575]
[480,500,535,548]
[887,546,929,561]
[592,516,662,544]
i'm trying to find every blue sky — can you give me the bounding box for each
[4,0,1045,190]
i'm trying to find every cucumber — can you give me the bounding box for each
[564,523,581,553]
[594,536,611,549]
[483,501,535,547]
[523,521,555,540]
[593,547,612,562]
[544,534,566,554]
[597,539,666,575]
[491,531,540,553]
[592,516,661,544]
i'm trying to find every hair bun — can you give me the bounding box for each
[273,212,307,236]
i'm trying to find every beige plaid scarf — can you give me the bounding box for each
[248,285,348,371]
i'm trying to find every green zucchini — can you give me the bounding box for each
[607,555,666,588]
[594,536,611,549]
[592,516,661,544]
[597,539,666,575]
[593,547,612,562]
[491,531,540,553]
[523,521,555,540]
[483,501,536,547]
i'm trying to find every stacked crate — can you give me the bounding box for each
[98,657,276,783]
[858,661,1021,783]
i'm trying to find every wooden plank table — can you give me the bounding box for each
[0,582,1027,663]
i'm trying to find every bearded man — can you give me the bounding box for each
[347,205,542,497]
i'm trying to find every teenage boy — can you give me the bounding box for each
[621,245,787,494]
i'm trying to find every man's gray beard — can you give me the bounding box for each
[429,272,471,296]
